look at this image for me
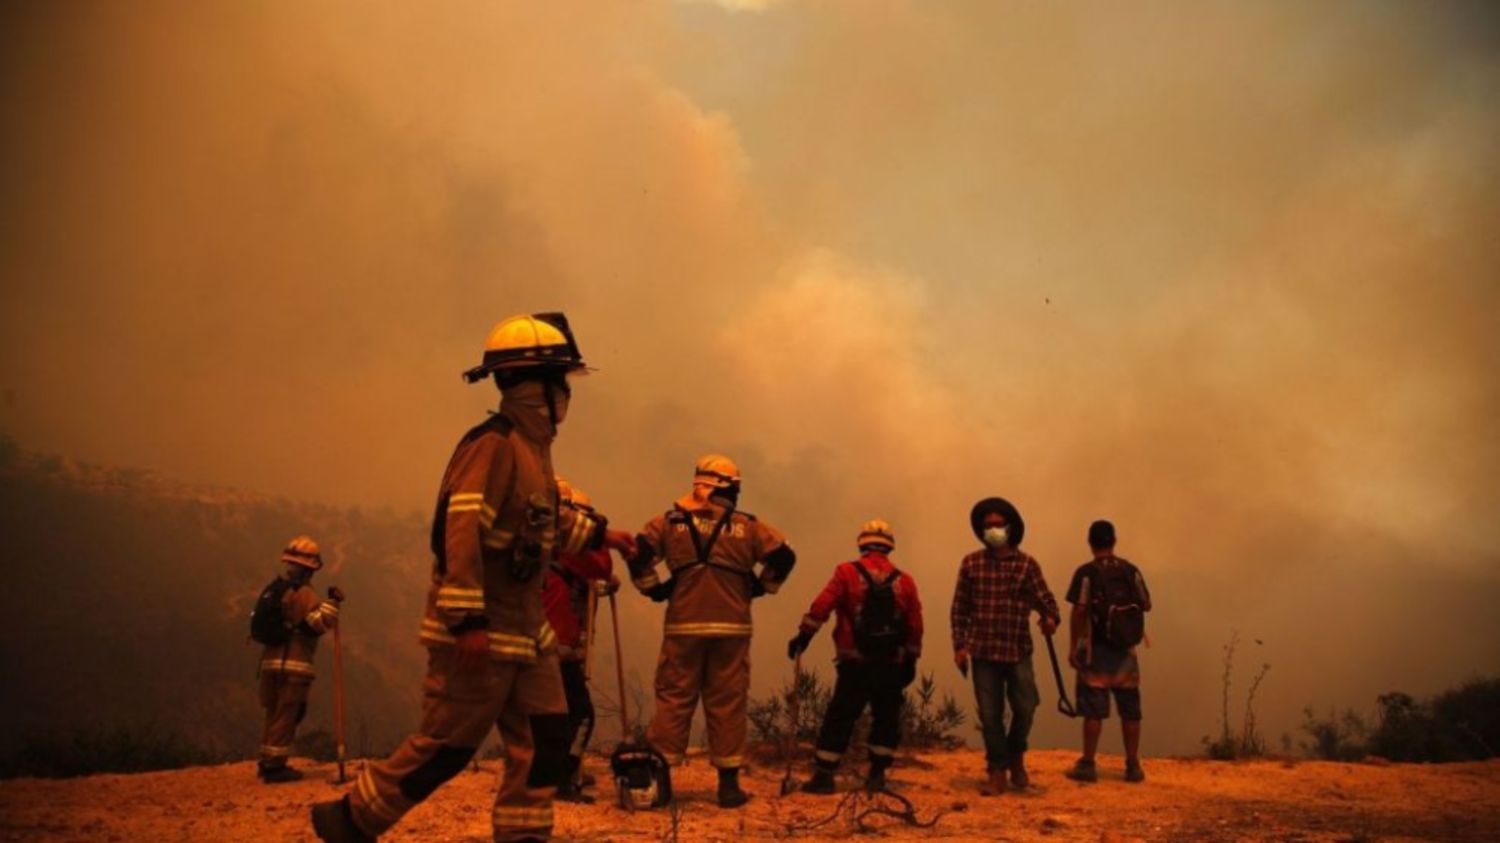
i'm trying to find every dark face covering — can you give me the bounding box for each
[498,373,573,441]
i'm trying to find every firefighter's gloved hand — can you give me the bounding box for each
[750,578,767,599]
[327,585,346,603]
[454,628,490,673]
[899,657,918,688]
[787,630,812,660]
[1039,614,1059,636]
[604,529,635,556]
[645,579,675,603]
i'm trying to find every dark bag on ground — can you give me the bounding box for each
[1088,559,1145,649]
[249,576,297,646]
[852,565,906,661]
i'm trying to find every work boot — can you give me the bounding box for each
[716,767,751,808]
[800,769,836,795]
[1124,760,1146,783]
[1008,754,1030,791]
[863,766,888,793]
[258,764,303,784]
[979,767,1007,796]
[311,796,374,843]
[555,775,595,804]
[555,757,595,803]
[1065,758,1098,783]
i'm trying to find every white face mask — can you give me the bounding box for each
[982,526,1009,549]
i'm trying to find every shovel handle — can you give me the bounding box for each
[333,618,348,782]
[1043,632,1079,718]
[608,592,631,739]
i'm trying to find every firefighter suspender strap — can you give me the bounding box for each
[671,507,737,576]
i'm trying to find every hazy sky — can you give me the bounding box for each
[2,1,1497,754]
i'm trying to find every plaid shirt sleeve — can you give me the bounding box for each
[1026,557,1061,623]
[950,556,973,653]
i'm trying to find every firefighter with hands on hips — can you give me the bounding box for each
[627,455,796,808]
[788,519,924,794]
[253,535,342,783]
[544,478,619,803]
[312,313,635,843]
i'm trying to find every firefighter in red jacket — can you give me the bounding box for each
[788,519,923,793]
[543,479,617,802]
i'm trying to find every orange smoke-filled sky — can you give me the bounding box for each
[2,1,1497,753]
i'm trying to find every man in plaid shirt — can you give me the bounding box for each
[951,497,1060,796]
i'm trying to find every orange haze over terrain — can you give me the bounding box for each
[1,1,1497,757]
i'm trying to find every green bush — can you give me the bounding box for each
[1299,707,1369,761]
[1301,677,1499,763]
[748,666,965,760]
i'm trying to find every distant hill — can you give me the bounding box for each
[0,440,433,762]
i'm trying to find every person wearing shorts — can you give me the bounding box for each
[1064,520,1151,784]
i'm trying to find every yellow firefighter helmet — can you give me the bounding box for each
[281,535,323,570]
[693,454,741,489]
[857,519,895,551]
[463,312,589,383]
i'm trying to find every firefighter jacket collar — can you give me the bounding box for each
[498,380,559,443]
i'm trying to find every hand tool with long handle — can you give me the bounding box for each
[779,653,802,795]
[331,601,348,783]
[584,584,600,682]
[1043,632,1078,718]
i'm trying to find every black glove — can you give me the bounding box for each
[899,657,917,688]
[327,585,346,603]
[646,579,676,603]
[787,630,812,660]
[750,578,768,599]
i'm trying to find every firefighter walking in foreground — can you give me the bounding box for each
[545,479,618,803]
[254,535,342,783]
[789,520,923,794]
[312,313,634,843]
[628,455,796,808]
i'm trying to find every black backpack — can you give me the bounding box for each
[852,564,905,661]
[249,576,298,646]
[1087,559,1145,649]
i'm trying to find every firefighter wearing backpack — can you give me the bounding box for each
[627,454,796,808]
[311,313,636,843]
[1064,520,1152,785]
[252,535,342,783]
[543,479,618,803]
[787,519,923,794]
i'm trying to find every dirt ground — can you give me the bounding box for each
[1,749,1496,842]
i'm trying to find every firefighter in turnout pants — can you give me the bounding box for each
[544,479,617,802]
[312,313,635,843]
[628,455,797,808]
[256,536,341,783]
[788,520,923,794]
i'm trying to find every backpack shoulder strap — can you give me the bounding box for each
[669,506,735,569]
